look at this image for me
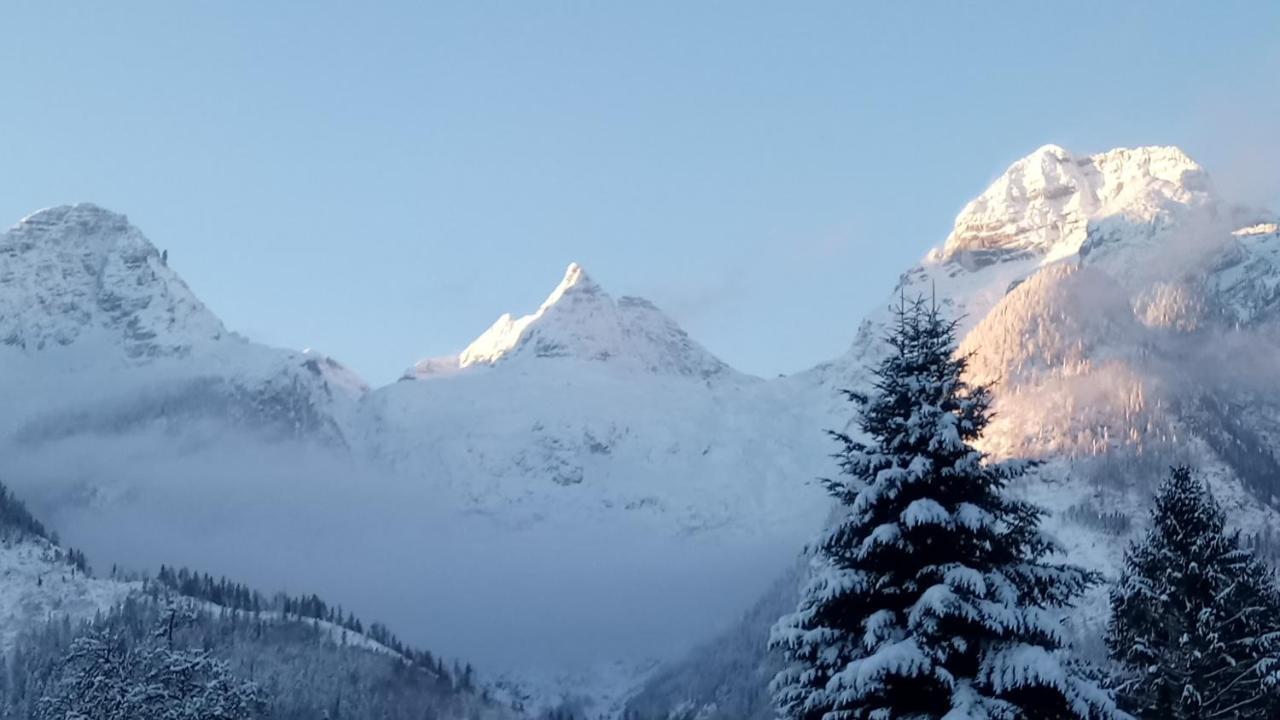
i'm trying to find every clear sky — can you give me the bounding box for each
[2,3,1277,384]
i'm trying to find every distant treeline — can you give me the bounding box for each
[151,565,474,691]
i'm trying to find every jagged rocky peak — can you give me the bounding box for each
[407,262,733,380]
[0,203,226,358]
[936,144,1220,269]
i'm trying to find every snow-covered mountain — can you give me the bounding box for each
[941,144,1222,265]
[0,203,365,449]
[800,145,1280,499]
[366,261,828,536]
[406,262,732,381]
[627,144,1280,718]
[1,203,225,357]
[344,260,835,714]
[812,145,1272,382]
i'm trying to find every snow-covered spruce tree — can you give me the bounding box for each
[770,296,1121,719]
[1107,466,1280,719]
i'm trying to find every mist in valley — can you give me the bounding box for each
[0,431,797,683]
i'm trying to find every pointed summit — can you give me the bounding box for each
[406,262,734,380]
[533,262,608,316]
[441,262,608,371]
[545,262,598,301]
[0,203,226,358]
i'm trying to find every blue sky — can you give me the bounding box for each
[2,3,1277,384]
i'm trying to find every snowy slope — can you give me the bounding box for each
[0,536,135,651]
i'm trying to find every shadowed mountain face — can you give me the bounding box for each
[0,204,226,357]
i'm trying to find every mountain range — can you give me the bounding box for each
[2,143,1278,717]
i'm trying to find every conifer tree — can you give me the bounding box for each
[35,607,263,720]
[770,295,1120,719]
[1108,466,1280,719]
